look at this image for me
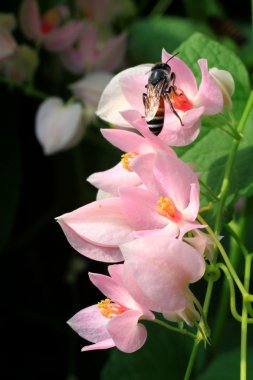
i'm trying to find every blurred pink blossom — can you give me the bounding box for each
[19,0,83,52]
[67,265,155,353]
[60,23,127,74]
[97,49,224,146]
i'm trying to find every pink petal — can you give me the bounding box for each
[181,183,200,221]
[121,235,206,312]
[56,220,123,262]
[193,59,223,115]
[120,110,177,157]
[57,198,135,246]
[67,304,110,343]
[159,106,204,146]
[0,28,17,63]
[178,221,206,240]
[87,162,141,196]
[81,338,115,351]
[153,152,199,211]
[119,186,167,231]
[96,32,127,72]
[107,310,148,353]
[162,49,198,98]
[120,66,152,116]
[89,272,140,309]
[96,64,152,128]
[19,0,41,39]
[43,21,83,52]
[101,128,151,154]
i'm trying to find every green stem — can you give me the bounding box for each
[184,90,253,379]
[150,0,173,16]
[0,76,48,100]
[152,319,196,339]
[215,90,253,235]
[217,264,243,322]
[198,214,246,295]
[241,255,251,380]
[183,341,200,380]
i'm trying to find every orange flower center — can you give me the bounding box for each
[169,87,193,112]
[41,9,60,34]
[121,152,139,172]
[98,298,128,319]
[157,196,181,221]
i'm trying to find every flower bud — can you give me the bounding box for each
[209,67,235,108]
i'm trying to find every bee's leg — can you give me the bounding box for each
[169,72,183,96]
[170,72,176,86]
[165,90,184,126]
[143,93,147,106]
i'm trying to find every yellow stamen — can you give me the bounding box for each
[98,298,127,319]
[157,196,181,220]
[121,152,139,172]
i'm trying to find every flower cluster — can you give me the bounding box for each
[0,0,130,155]
[58,49,234,353]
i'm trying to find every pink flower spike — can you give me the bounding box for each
[67,266,155,353]
[121,235,206,313]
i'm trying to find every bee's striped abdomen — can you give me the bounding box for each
[147,97,164,136]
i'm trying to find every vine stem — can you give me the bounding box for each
[183,90,253,379]
[241,255,252,380]
[152,319,196,340]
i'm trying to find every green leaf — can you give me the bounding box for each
[101,322,192,380]
[196,347,253,380]
[172,33,251,224]
[128,17,213,64]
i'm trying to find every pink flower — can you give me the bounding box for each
[57,152,203,262]
[87,121,176,196]
[60,23,127,74]
[97,49,223,146]
[120,234,205,314]
[19,0,83,52]
[67,264,155,353]
[35,97,85,155]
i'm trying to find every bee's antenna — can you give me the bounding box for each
[165,52,179,64]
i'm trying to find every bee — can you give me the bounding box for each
[143,53,183,136]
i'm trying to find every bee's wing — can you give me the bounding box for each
[144,80,165,122]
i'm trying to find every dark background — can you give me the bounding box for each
[0,0,252,379]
